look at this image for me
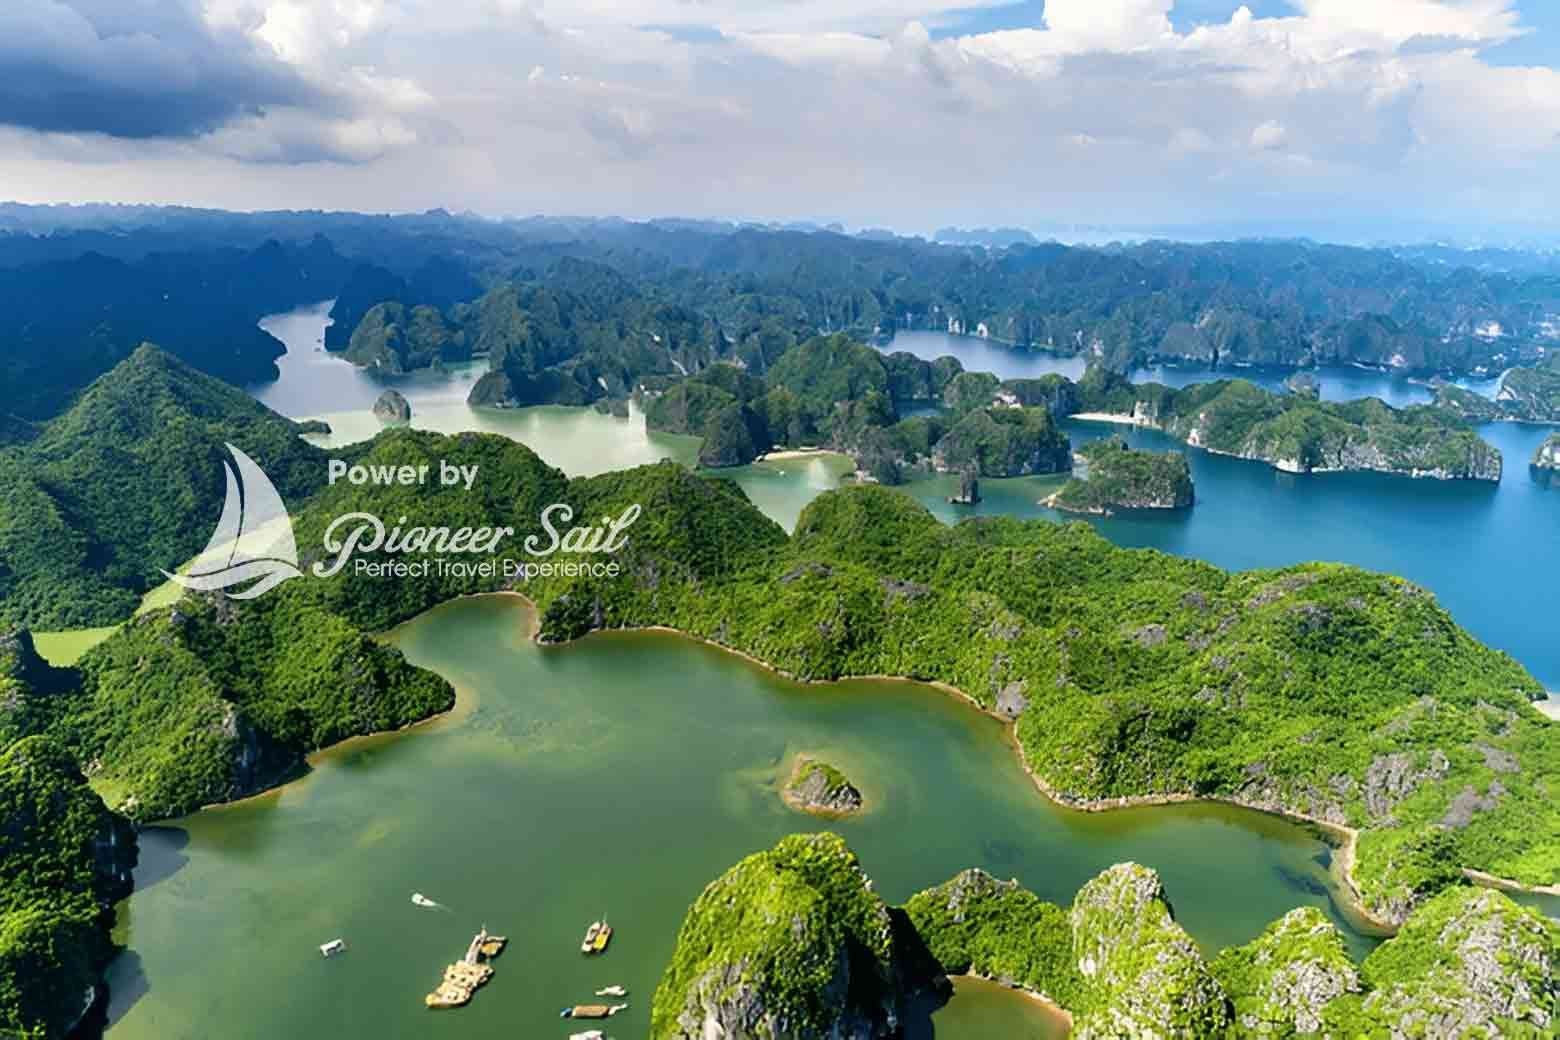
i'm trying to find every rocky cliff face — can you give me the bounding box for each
[1069,863,1232,1038]
[650,833,946,1039]
[1533,433,1560,471]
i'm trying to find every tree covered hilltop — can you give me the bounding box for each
[650,833,1556,1039]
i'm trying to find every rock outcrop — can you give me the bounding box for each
[782,757,864,817]
[1048,437,1194,513]
[1212,907,1360,1035]
[1342,886,1558,1037]
[1533,433,1560,471]
[1068,863,1232,1038]
[650,833,945,1039]
[372,389,413,424]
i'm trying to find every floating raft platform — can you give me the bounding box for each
[424,928,505,1009]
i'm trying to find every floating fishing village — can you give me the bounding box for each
[322,894,628,1031]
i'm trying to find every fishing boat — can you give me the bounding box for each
[411,893,438,908]
[594,985,627,997]
[592,921,613,954]
[319,939,346,958]
[560,1003,628,1019]
[580,920,603,954]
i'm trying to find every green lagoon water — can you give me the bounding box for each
[106,595,1354,1039]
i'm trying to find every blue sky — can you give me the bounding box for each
[1,1,1557,238]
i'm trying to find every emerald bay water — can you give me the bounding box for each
[105,595,1353,1039]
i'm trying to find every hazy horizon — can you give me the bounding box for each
[3,2,1559,239]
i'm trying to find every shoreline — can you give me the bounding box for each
[1066,411,1140,426]
[131,591,1553,931]
[580,621,1417,931]
[755,447,843,462]
[949,972,1074,1029]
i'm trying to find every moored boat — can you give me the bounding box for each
[580,920,603,954]
[591,921,612,954]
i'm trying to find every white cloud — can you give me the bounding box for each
[0,0,1557,232]
[1251,120,1288,151]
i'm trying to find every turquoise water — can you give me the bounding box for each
[882,330,1504,406]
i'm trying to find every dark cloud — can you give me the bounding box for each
[0,0,323,139]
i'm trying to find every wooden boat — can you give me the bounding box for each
[560,1003,627,1019]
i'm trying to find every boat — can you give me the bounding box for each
[595,985,628,997]
[560,1003,627,1019]
[319,939,346,958]
[411,893,439,908]
[592,921,612,953]
[580,919,603,954]
[569,1032,606,1040]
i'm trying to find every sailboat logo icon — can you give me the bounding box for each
[163,443,304,600]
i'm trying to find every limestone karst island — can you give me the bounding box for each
[3,3,1559,1038]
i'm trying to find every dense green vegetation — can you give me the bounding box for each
[649,833,937,1039]
[904,868,1083,1009]
[0,684,135,1040]
[1051,437,1194,513]
[1495,355,1560,423]
[930,406,1071,478]
[1078,371,1504,480]
[344,302,470,372]
[0,346,329,629]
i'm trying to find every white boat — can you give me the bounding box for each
[411,893,439,908]
[319,939,346,958]
[569,1032,605,1040]
[595,985,627,997]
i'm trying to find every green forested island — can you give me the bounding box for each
[1074,370,1503,481]
[651,834,1556,1039]
[1048,437,1195,514]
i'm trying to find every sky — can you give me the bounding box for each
[1,1,1558,237]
